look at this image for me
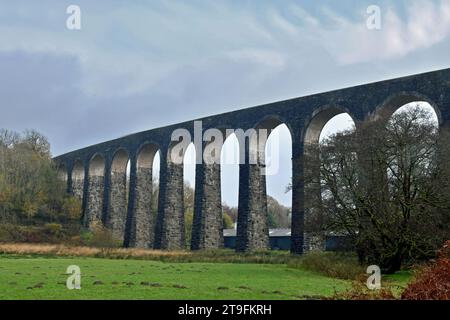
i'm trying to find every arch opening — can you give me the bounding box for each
[390,101,439,127]
[374,94,442,125]
[183,142,196,249]
[89,154,105,177]
[386,101,440,196]
[71,160,84,201]
[264,123,293,250]
[221,133,240,233]
[85,154,105,229]
[305,107,355,146]
[151,149,161,237]
[57,163,68,182]
[132,144,159,248]
[109,149,129,242]
[303,109,356,252]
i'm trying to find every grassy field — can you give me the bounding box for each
[0,254,352,300]
[0,244,413,300]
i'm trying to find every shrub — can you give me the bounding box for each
[0,224,48,243]
[0,224,19,242]
[61,197,82,221]
[401,241,450,300]
[291,251,365,280]
[0,223,80,244]
[222,213,234,229]
[82,225,122,248]
[43,223,63,237]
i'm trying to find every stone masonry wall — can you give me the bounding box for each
[191,163,223,250]
[72,179,84,201]
[159,162,185,250]
[108,172,127,242]
[130,167,154,248]
[236,162,270,251]
[84,175,104,229]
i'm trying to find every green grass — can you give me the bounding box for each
[0,254,351,300]
[382,270,414,296]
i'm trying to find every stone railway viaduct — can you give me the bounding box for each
[53,68,450,254]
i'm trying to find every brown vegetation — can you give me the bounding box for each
[401,241,450,300]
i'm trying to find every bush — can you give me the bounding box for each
[222,212,234,229]
[43,223,63,237]
[290,251,365,280]
[401,241,450,300]
[0,223,79,244]
[81,225,122,248]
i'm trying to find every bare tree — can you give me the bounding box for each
[304,106,450,273]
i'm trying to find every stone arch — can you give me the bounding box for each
[302,105,357,252]
[220,132,240,212]
[370,92,442,125]
[265,123,293,243]
[137,143,159,169]
[108,148,130,242]
[111,149,129,173]
[57,162,68,182]
[235,115,293,252]
[260,116,293,250]
[89,153,105,177]
[130,142,160,248]
[191,126,227,250]
[254,115,294,166]
[166,126,193,165]
[250,115,292,165]
[71,159,85,201]
[85,153,105,229]
[183,142,196,187]
[253,114,293,132]
[183,142,196,249]
[303,105,357,146]
[156,138,190,250]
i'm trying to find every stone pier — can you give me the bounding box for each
[191,162,223,250]
[155,154,185,250]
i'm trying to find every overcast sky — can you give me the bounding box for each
[1,0,449,206]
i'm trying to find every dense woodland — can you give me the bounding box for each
[0,129,81,243]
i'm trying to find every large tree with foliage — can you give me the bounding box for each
[304,106,450,273]
[0,129,81,224]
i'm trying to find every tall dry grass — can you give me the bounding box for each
[0,243,297,265]
[0,243,189,260]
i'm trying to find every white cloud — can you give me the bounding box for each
[289,4,320,27]
[1,1,449,97]
[321,0,450,64]
[225,48,285,68]
[269,10,299,36]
